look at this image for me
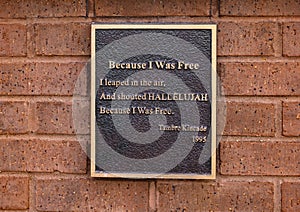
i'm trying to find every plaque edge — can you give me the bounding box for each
[90,24,217,180]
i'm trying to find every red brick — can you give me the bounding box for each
[282,182,300,212]
[29,62,87,96]
[0,139,86,173]
[283,101,300,136]
[219,62,300,96]
[223,102,275,136]
[95,0,210,16]
[0,62,87,96]
[0,176,29,210]
[35,23,90,56]
[218,22,278,56]
[0,24,26,56]
[157,181,274,211]
[0,63,31,95]
[35,178,148,211]
[0,0,86,18]
[36,101,89,135]
[0,101,28,134]
[283,23,300,56]
[220,141,300,175]
[220,0,300,16]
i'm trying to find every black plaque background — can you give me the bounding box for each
[92,25,215,178]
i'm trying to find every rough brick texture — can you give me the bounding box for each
[282,182,300,212]
[0,63,32,95]
[35,178,148,211]
[157,181,274,211]
[0,176,29,210]
[219,62,300,96]
[95,0,210,17]
[36,101,89,135]
[283,101,300,136]
[0,24,27,56]
[223,102,275,136]
[30,62,87,96]
[218,22,279,56]
[283,23,300,56]
[35,23,90,55]
[0,139,86,173]
[220,0,300,16]
[0,101,28,134]
[0,62,87,96]
[0,0,86,18]
[220,141,300,175]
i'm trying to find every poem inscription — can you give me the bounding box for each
[91,24,217,179]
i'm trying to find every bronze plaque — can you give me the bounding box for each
[91,24,217,179]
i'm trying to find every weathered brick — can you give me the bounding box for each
[0,139,87,173]
[220,0,300,16]
[223,102,275,136]
[157,181,274,211]
[0,0,86,18]
[0,101,28,134]
[220,141,300,175]
[219,62,300,96]
[95,0,210,17]
[29,62,87,96]
[0,24,26,56]
[283,23,300,56]
[0,62,87,96]
[282,182,300,212]
[218,22,278,56]
[0,63,31,95]
[283,101,300,136]
[36,101,89,135]
[35,23,90,56]
[35,178,148,211]
[0,176,29,210]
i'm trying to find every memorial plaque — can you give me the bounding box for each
[91,24,216,179]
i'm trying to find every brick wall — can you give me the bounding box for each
[0,0,299,211]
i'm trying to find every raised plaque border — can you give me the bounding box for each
[91,24,217,179]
